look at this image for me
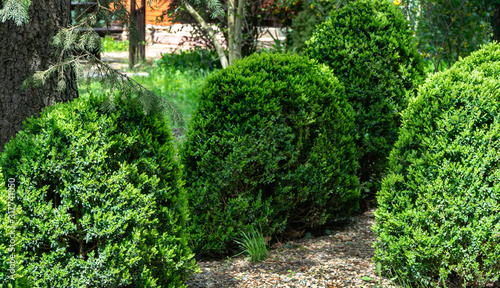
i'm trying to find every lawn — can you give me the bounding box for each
[78,48,221,135]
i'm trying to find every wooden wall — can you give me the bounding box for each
[144,1,172,25]
[121,0,173,26]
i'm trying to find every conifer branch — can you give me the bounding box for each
[0,0,31,25]
[23,0,185,128]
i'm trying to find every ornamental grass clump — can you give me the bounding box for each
[235,226,269,263]
[0,94,196,287]
[181,53,359,255]
[374,42,500,287]
[304,0,425,196]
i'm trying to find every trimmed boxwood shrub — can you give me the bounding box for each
[374,43,500,287]
[181,53,359,255]
[304,0,426,196]
[0,95,196,287]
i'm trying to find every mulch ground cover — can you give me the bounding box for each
[187,209,396,288]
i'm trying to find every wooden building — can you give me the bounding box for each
[123,0,173,26]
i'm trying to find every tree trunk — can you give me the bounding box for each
[228,0,245,65]
[234,0,245,61]
[0,0,78,151]
[129,0,146,69]
[183,1,229,68]
[129,0,137,67]
[228,0,236,64]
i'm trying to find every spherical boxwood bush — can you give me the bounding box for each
[181,53,360,255]
[374,42,500,287]
[304,0,426,196]
[0,95,196,287]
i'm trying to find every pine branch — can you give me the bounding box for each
[22,0,185,128]
[0,0,31,25]
[92,56,184,127]
[184,0,225,19]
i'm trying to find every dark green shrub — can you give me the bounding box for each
[181,52,359,255]
[304,0,426,196]
[155,48,221,73]
[0,95,196,287]
[374,42,500,287]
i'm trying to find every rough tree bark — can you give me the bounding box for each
[0,0,78,151]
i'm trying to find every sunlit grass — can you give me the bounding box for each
[101,36,129,53]
[234,226,269,263]
[132,66,210,126]
[78,54,217,132]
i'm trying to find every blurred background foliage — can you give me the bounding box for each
[284,0,500,70]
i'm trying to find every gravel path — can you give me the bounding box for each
[187,210,396,288]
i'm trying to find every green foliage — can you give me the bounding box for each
[287,0,336,52]
[269,0,302,27]
[171,0,284,61]
[77,64,185,128]
[137,63,214,129]
[394,0,420,32]
[492,2,500,41]
[304,0,426,196]
[182,0,225,18]
[396,0,495,70]
[0,0,31,25]
[235,226,269,263]
[100,36,128,53]
[27,0,181,127]
[374,42,500,287]
[181,52,359,255]
[155,48,222,73]
[0,94,197,287]
[416,0,493,71]
[78,58,213,134]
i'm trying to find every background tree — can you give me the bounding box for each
[490,0,500,41]
[396,0,420,31]
[286,0,336,52]
[129,0,146,68]
[397,0,493,71]
[179,0,231,67]
[418,0,492,71]
[168,0,288,68]
[0,0,78,152]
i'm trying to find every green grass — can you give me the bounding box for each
[234,226,269,263]
[78,49,220,136]
[101,36,129,53]
[77,68,207,131]
[133,66,209,125]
